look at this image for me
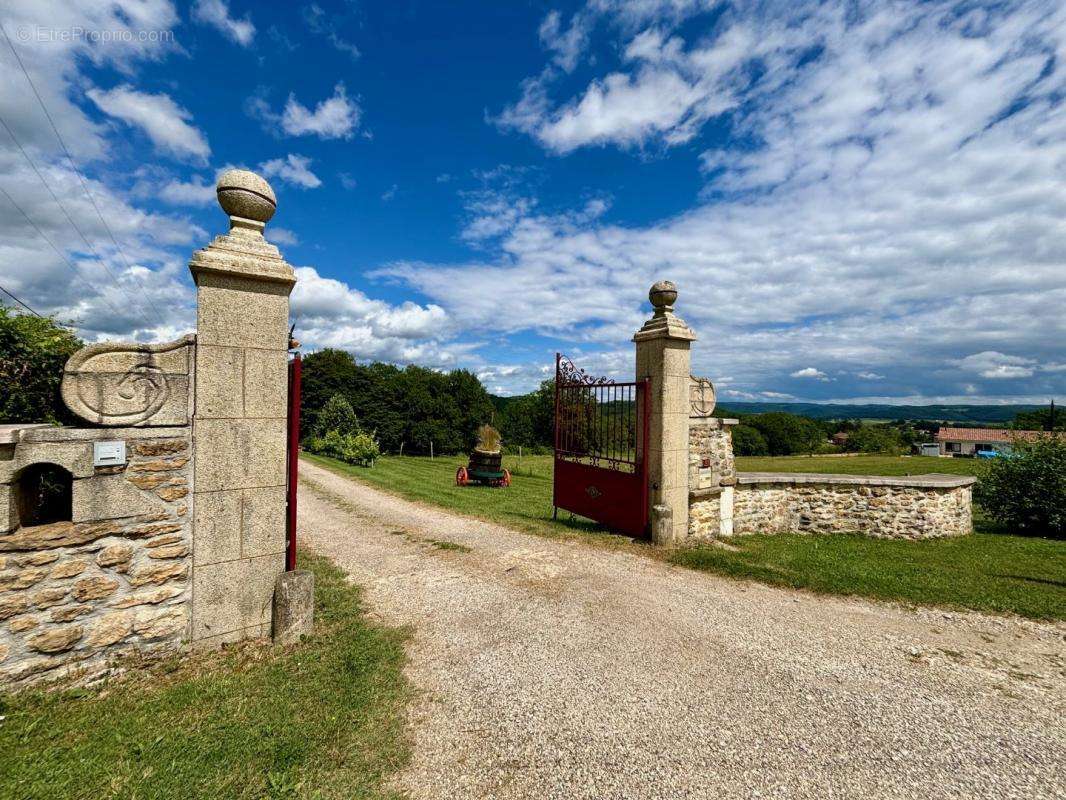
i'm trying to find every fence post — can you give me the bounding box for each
[633,281,697,545]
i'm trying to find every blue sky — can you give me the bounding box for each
[0,0,1064,402]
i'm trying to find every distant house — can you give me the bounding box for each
[831,432,849,447]
[935,427,1057,457]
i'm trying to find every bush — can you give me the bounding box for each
[731,424,769,456]
[975,437,1065,538]
[305,429,381,467]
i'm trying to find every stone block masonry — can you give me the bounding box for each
[0,427,191,689]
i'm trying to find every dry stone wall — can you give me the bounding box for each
[0,426,191,688]
[688,472,974,543]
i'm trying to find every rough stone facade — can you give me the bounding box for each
[688,417,737,491]
[689,473,974,543]
[0,426,191,688]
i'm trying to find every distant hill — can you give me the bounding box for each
[715,402,1040,424]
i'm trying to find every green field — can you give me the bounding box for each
[304,452,1064,619]
[0,554,410,800]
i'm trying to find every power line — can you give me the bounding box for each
[0,283,42,316]
[0,113,156,331]
[0,181,127,320]
[0,22,167,329]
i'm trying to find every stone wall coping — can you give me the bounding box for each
[736,471,977,488]
[688,417,740,426]
[0,424,50,443]
[19,425,191,444]
[689,486,724,501]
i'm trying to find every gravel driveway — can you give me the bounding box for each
[297,459,1065,800]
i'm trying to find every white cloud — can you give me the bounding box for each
[281,83,360,139]
[339,172,358,190]
[791,367,829,381]
[957,351,1037,380]
[266,227,299,246]
[258,154,322,188]
[291,267,455,365]
[381,184,398,202]
[856,371,885,381]
[158,175,216,206]
[87,85,210,162]
[192,0,255,47]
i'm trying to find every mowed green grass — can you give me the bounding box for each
[305,452,1065,619]
[0,554,410,800]
[669,532,1065,620]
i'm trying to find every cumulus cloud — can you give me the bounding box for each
[248,83,361,140]
[957,352,1037,380]
[87,85,210,162]
[389,0,1066,399]
[291,267,454,365]
[258,154,322,188]
[158,175,216,206]
[791,367,829,381]
[266,227,299,246]
[192,0,255,47]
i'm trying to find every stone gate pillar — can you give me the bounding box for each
[188,170,296,645]
[634,281,696,545]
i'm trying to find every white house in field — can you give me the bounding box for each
[935,427,1056,457]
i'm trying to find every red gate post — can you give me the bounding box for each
[285,352,302,571]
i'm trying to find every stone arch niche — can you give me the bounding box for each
[13,463,73,527]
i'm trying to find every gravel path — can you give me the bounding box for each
[298,459,1066,800]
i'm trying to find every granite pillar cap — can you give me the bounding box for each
[216,169,277,229]
[634,279,696,342]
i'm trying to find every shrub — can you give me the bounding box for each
[846,425,903,455]
[305,429,381,467]
[975,436,1065,538]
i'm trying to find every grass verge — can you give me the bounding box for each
[669,526,1065,620]
[0,553,410,800]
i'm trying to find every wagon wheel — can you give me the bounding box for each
[455,466,469,486]
[501,468,511,487]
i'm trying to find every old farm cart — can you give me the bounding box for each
[553,354,651,537]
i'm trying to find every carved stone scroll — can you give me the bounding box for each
[61,335,194,427]
[689,375,716,417]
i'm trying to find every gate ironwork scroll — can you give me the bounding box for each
[552,354,650,538]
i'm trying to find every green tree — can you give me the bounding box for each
[314,394,360,437]
[1013,406,1064,432]
[846,424,904,454]
[746,412,824,456]
[731,424,769,456]
[976,436,1065,538]
[0,307,82,424]
[299,349,359,435]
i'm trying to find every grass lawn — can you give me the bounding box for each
[0,554,410,800]
[302,452,1064,620]
[669,530,1065,620]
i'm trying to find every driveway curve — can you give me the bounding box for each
[297,458,1065,800]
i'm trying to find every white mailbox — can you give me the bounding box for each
[93,440,127,467]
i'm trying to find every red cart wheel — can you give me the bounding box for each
[501,468,511,487]
[455,466,469,486]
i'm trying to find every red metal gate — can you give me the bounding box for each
[552,354,650,538]
[285,352,301,571]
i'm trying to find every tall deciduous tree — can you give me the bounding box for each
[0,307,82,424]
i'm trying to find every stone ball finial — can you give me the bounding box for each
[216,169,276,224]
[649,280,678,313]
